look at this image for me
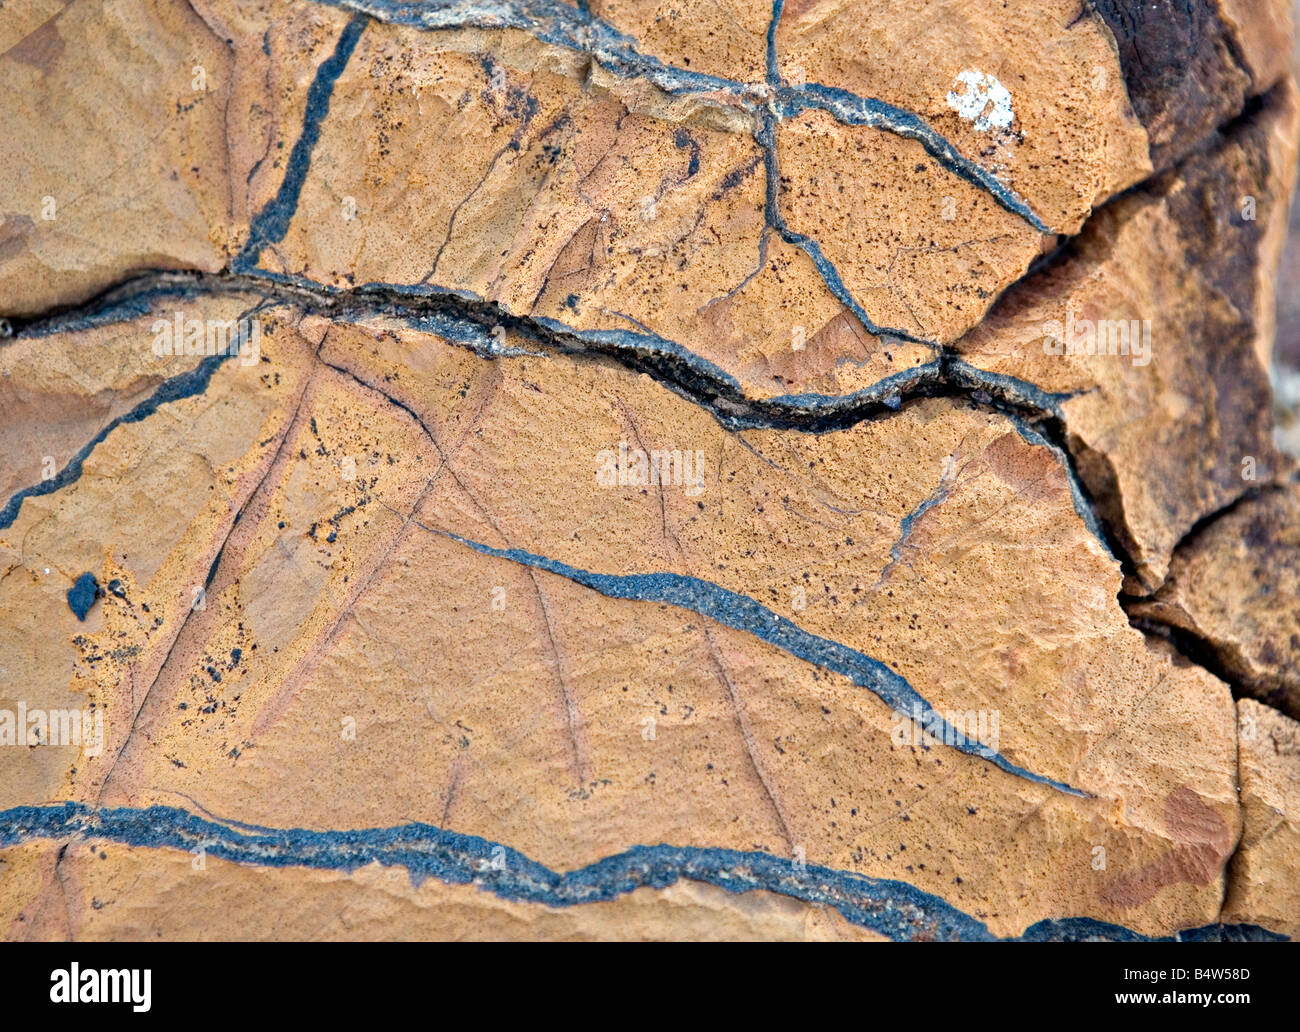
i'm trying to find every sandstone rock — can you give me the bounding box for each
[957,83,1300,593]
[0,0,360,317]
[1130,485,1300,719]
[0,296,1248,938]
[0,292,313,812]
[1221,699,1300,938]
[1,0,1298,942]
[0,839,885,941]
[1094,0,1293,171]
[773,0,1152,234]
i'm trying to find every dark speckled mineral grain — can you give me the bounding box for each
[66,572,99,621]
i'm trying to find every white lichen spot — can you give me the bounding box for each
[945,70,1014,132]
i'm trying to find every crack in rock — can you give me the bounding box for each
[412,520,1088,795]
[0,802,1284,941]
[0,267,1116,567]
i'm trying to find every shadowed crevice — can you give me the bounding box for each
[399,520,1088,795]
[0,268,1117,565]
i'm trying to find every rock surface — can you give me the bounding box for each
[1,0,1298,941]
[1131,485,1300,720]
[1221,699,1300,938]
[958,83,1300,592]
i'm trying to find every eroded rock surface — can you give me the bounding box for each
[1,0,1298,941]
[1221,700,1300,938]
[958,83,1300,592]
[1131,485,1300,720]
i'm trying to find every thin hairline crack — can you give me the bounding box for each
[312,0,1050,231]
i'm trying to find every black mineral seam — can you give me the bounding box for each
[0,267,1120,566]
[311,0,1049,231]
[0,802,1285,942]
[235,14,368,268]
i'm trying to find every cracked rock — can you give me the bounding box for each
[0,298,1246,939]
[1130,484,1300,720]
[957,83,1300,592]
[1,0,1298,943]
[1221,699,1300,938]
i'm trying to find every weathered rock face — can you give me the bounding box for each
[1131,485,1300,720]
[1,0,1298,942]
[1222,700,1300,939]
[958,84,1300,593]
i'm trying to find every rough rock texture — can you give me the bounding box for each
[1130,485,1300,720]
[1,0,1299,941]
[1221,700,1300,938]
[958,83,1300,592]
[1,839,886,940]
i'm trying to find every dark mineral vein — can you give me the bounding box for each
[236,13,368,268]
[243,0,1042,345]
[412,522,1086,795]
[0,350,234,531]
[311,0,1047,231]
[0,263,1119,570]
[772,84,1050,233]
[763,0,1047,233]
[1,268,1113,563]
[755,112,935,345]
[0,803,1283,942]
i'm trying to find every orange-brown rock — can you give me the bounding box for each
[957,83,1300,592]
[1221,700,1300,939]
[1,0,1298,943]
[1130,485,1300,720]
[0,297,1248,939]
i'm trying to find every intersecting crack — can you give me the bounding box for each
[1,0,1293,942]
[0,264,1122,567]
[1121,481,1300,714]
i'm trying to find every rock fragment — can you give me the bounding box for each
[956,83,1300,592]
[1221,699,1300,938]
[1130,485,1300,719]
[0,0,1297,942]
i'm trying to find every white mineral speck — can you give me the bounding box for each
[945,70,1014,132]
